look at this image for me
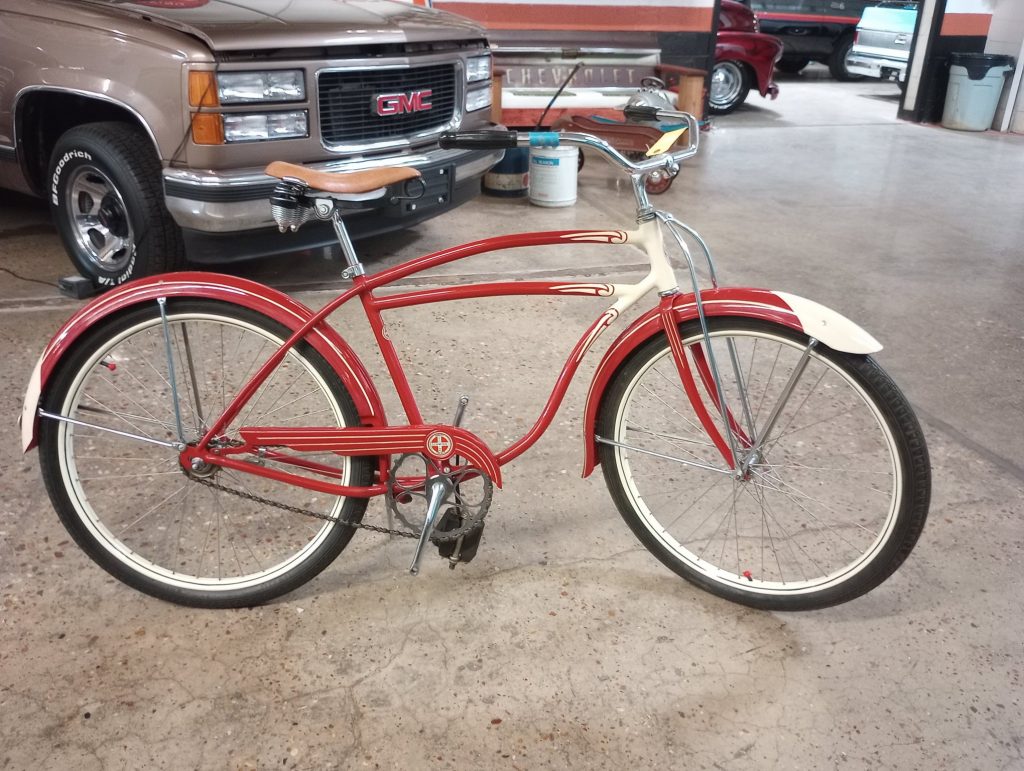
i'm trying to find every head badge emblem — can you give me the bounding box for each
[425,430,454,459]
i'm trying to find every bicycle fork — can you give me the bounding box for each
[658,292,819,476]
[655,214,822,477]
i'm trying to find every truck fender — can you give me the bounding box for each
[580,288,881,476]
[21,272,387,452]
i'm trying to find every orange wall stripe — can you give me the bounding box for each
[940,12,992,37]
[433,2,713,32]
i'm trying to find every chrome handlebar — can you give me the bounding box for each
[438,107,700,178]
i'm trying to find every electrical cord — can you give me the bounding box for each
[535,62,583,129]
[0,266,60,289]
[170,65,219,165]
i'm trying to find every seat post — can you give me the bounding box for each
[331,208,365,277]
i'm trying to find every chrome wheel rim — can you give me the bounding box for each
[710,62,743,109]
[65,166,135,273]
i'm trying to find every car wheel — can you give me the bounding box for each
[709,60,750,115]
[776,58,810,74]
[49,122,185,289]
[829,35,866,82]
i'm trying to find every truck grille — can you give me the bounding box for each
[318,64,457,146]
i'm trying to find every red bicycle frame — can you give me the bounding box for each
[182,219,739,497]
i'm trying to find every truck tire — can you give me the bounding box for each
[48,122,185,289]
[828,34,865,82]
[709,60,751,115]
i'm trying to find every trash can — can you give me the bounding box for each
[941,53,1015,131]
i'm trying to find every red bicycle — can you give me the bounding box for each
[21,107,930,610]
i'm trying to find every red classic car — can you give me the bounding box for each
[712,0,784,114]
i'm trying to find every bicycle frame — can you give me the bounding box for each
[20,112,929,608]
[181,217,695,499]
[22,217,883,503]
[22,116,884,507]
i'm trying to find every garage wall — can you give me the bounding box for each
[940,0,993,38]
[985,0,1024,132]
[902,0,988,123]
[432,0,714,32]
[433,0,718,126]
[433,0,718,69]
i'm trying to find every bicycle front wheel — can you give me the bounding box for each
[38,299,373,608]
[597,318,930,610]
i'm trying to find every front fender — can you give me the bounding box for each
[716,32,784,97]
[21,272,387,452]
[580,288,881,476]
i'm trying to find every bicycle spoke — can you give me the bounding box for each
[116,480,193,534]
[740,484,820,580]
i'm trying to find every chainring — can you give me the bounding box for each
[385,453,493,542]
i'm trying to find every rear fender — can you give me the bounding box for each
[21,272,387,452]
[581,288,881,476]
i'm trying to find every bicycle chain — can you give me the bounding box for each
[188,475,479,542]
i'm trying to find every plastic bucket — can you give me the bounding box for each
[483,148,529,197]
[528,146,578,207]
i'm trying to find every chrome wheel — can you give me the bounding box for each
[65,166,135,273]
[709,61,749,114]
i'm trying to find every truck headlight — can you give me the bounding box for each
[223,111,308,142]
[217,70,306,104]
[466,55,491,83]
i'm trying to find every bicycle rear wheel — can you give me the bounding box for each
[597,318,930,610]
[38,299,373,608]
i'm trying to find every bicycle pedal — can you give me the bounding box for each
[432,507,461,555]
[433,507,484,565]
[452,522,484,564]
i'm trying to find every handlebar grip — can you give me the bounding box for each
[438,130,520,150]
[623,105,663,122]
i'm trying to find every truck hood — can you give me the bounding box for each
[84,0,487,51]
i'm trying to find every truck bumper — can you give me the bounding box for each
[162,146,502,235]
[846,53,909,82]
[179,168,485,263]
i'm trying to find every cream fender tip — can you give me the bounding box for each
[776,292,883,354]
[22,355,43,452]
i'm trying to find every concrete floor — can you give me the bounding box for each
[1,66,1022,768]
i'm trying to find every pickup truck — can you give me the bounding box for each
[748,0,879,81]
[0,0,500,288]
[847,2,919,84]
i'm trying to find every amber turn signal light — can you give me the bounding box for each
[191,113,225,145]
[188,71,219,108]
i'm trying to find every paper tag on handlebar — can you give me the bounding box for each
[646,127,688,157]
[529,132,561,148]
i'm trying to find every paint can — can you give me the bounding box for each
[483,147,529,197]
[528,146,578,207]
